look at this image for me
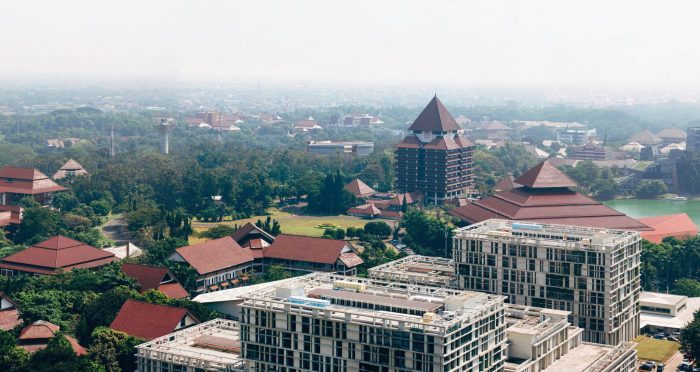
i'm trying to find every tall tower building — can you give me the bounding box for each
[154,118,174,154]
[395,96,473,204]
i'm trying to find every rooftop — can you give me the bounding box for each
[174,237,254,275]
[639,213,699,243]
[514,160,577,189]
[263,234,361,266]
[408,96,461,132]
[136,319,243,371]
[542,342,636,372]
[0,166,67,195]
[110,299,195,340]
[345,179,376,198]
[240,273,504,334]
[454,219,640,252]
[640,294,700,330]
[368,255,457,288]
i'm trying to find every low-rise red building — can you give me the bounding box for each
[110,299,198,340]
[0,235,117,276]
[121,263,189,299]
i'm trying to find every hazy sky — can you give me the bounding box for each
[2,0,700,88]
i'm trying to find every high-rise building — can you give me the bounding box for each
[453,219,641,345]
[238,273,507,372]
[688,127,700,153]
[395,96,474,203]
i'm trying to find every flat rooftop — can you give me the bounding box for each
[454,219,640,252]
[240,273,504,333]
[542,342,635,372]
[505,305,570,336]
[367,255,456,287]
[136,319,243,371]
[641,296,700,330]
[640,291,686,307]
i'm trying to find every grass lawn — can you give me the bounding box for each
[191,207,397,242]
[634,336,680,362]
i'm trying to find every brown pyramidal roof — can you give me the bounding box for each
[345,179,376,198]
[494,175,519,192]
[0,167,46,180]
[514,160,578,189]
[408,96,461,132]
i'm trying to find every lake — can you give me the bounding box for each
[603,199,700,227]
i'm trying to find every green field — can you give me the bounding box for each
[634,336,680,362]
[191,207,397,242]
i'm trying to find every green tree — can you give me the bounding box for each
[363,221,392,238]
[201,224,238,239]
[0,330,29,371]
[401,209,452,257]
[25,334,83,372]
[635,179,668,199]
[672,279,700,297]
[15,206,62,244]
[681,309,700,362]
[88,327,142,372]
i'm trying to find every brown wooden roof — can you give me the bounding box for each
[263,234,359,265]
[110,300,195,340]
[345,179,376,198]
[408,96,461,132]
[174,237,254,275]
[514,160,578,189]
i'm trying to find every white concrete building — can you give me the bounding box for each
[640,291,700,334]
[238,273,507,371]
[453,220,642,345]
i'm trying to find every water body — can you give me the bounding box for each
[603,199,700,227]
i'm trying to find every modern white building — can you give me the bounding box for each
[135,319,244,372]
[368,255,458,288]
[306,141,374,156]
[453,219,642,345]
[238,273,508,371]
[639,291,700,334]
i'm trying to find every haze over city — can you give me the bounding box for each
[3,0,700,92]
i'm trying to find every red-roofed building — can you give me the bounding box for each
[52,159,89,180]
[395,96,474,204]
[263,234,362,275]
[18,320,86,355]
[639,214,699,243]
[121,263,189,299]
[169,236,255,293]
[0,292,22,331]
[347,203,383,219]
[450,160,652,231]
[110,300,198,340]
[344,179,376,198]
[0,235,117,276]
[0,166,66,207]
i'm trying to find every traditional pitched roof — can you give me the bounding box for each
[395,135,422,149]
[0,292,22,331]
[18,320,87,356]
[52,159,89,180]
[110,300,196,340]
[0,166,66,195]
[173,237,254,275]
[347,203,382,217]
[514,160,578,189]
[630,129,661,145]
[494,175,519,193]
[345,179,376,198]
[121,263,188,299]
[408,96,461,132]
[639,214,699,243]
[263,234,360,265]
[449,162,652,231]
[0,235,117,275]
[231,222,275,246]
[338,252,364,268]
[656,128,687,140]
[480,121,511,131]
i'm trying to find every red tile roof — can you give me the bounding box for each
[231,222,275,244]
[338,252,364,268]
[449,161,651,231]
[19,320,59,340]
[121,263,188,298]
[408,96,461,132]
[0,235,117,275]
[0,166,66,194]
[345,179,376,198]
[639,214,699,243]
[514,160,578,189]
[263,234,359,265]
[110,300,195,340]
[52,159,89,180]
[0,309,21,331]
[494,175,518,192]
[395,135,422,149]
[174,236,254,275]
[347,204,382,217]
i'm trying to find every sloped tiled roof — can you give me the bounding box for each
[630,129,661,145]
[231,222,275,244]
[121,263,187,298]
[0,235,117,274]
[480,121,511,131]
[110,299,195,340]
[0,166,67,195]
[345,179,376,198]
[52,159,89,180]
[449,162,651,231]
[0,167,45,180]
[408,96,461,132]
[656,128,687,139]
[395,135,422,149]
[174,236,254,275]
[0,309,21,331]
[639,213,699,243]
[263,234,355,265]
[514,160,578,189]
[347,203,382,217]
[494,175,519,192]
[18,320,86,355]
[338,252,364,268]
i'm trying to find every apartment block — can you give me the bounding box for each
[238,273,507,372]
[453,219,641,345]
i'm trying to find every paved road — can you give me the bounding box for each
[665,350,684,371]
[101,216,130,245]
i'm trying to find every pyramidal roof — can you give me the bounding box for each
[514,160,577,189]
[345,179,376,198]
[494,175,519,192]
[630,129,661,145]
[60,159,84,171]
[408,96,461,132]
[34,235,86,250]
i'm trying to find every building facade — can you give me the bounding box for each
[395,96,474,203]
[688,127,700,153]
[306,141,374,156]
[238,273,507,372]
[453,219,641,345]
